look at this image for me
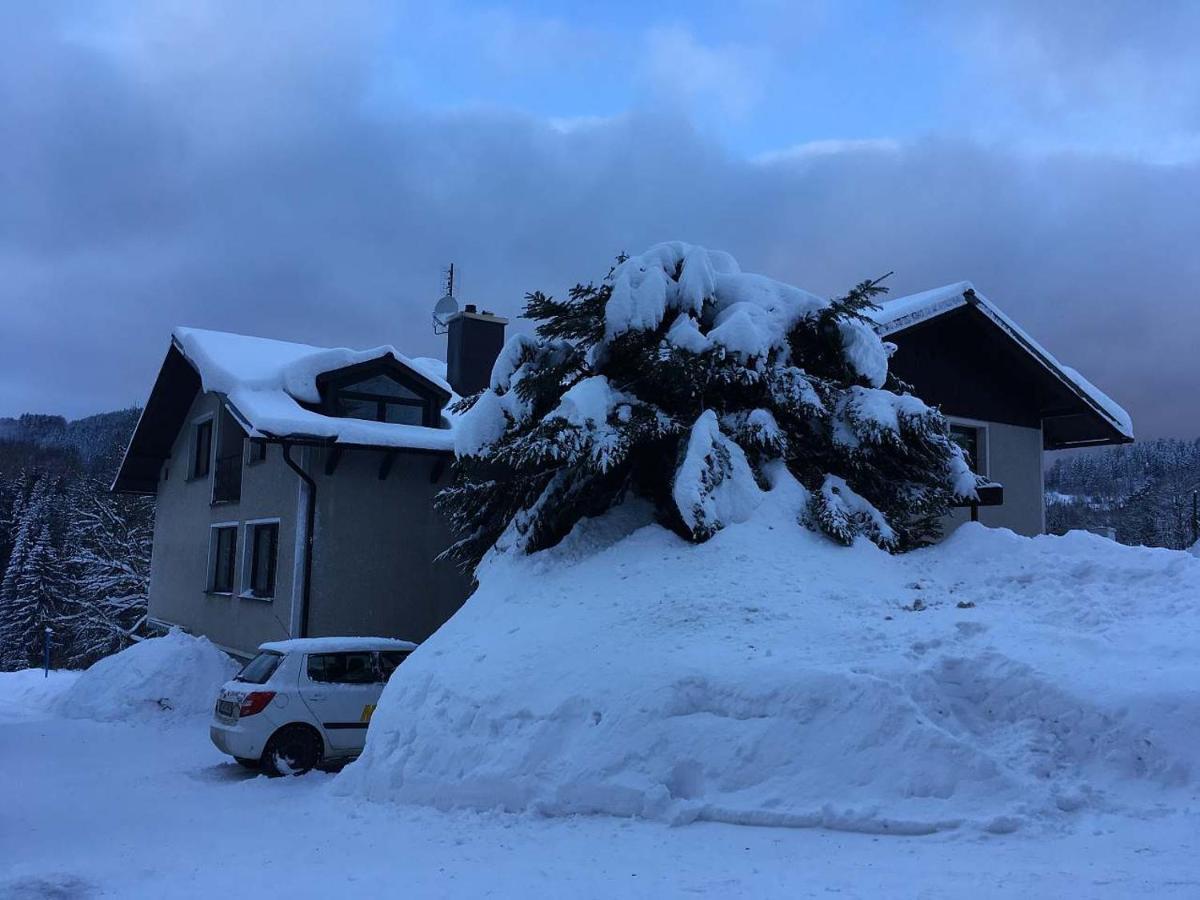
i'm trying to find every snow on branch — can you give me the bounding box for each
[438,242,974,570]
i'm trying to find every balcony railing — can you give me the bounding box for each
[212,452,242,504]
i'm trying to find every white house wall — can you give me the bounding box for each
[942,419,1045,538]
[147,391,299,656]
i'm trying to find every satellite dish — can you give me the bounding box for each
[432,292,459,334]
[432,262,460,334]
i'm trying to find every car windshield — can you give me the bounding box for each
[236,651,283,684]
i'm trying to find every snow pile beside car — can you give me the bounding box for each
[343,468,1200,834]
[0,669,81,723]
[59,630,238,722]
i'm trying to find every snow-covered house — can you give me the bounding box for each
[869,283,1132,535]
[113,280,1129,657]
[113,308,506,657]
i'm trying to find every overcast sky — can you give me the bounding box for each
[2,1,1198,438]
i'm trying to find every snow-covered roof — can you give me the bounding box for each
[868,283,1133,441]
[258,637,418,654]
[172,327,456,452]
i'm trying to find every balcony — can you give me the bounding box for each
[212,452,242,504]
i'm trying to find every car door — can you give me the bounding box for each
[301,651,384,752]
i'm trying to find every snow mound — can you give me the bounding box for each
[342,471,1200,834]
[0,669,81,723]
[58,630,239,722]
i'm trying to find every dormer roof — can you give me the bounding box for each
[113,327,457,494]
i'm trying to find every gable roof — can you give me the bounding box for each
[868,282,1133,444]
[113,328,457,494]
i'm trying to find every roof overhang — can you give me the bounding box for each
[112,334,458,494]
[112,344,202,494]
[871,284,1133,450]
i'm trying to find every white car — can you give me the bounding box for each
[210,637,415,776]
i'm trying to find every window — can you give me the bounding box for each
[246,522,279,598]
[343,375,423,400]
[247,438,268,464]
[382,404,424,426]
[950,424,986,476]
[236,651,282,685]
[209,525,237,593]
[306,652,380,684]
[379,650,410,682]
[331,374,430,426]
[192,419,213,479]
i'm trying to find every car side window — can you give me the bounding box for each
[306,652,380,685]
[379,651,410,682]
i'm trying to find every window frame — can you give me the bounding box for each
[948,418,990,478]
[190,415,214,481]
[334,390,429,426]
[314,358,449,429]
[304,651,383,685]
[378,650,410,682]
[241,518,280,601]
[206,522,239,595]
[245,437,268,466]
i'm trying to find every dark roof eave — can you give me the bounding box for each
[884,295,1133,445]
[1044,431,1135,451]
[257,432,455,457]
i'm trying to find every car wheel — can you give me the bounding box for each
[234,757,261,771]
[262,725,322,777]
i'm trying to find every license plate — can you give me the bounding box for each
[217,700,238,718]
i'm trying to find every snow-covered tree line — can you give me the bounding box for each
[1046,438,1200,549]
[440,243,978,569]
[0,409,150,671]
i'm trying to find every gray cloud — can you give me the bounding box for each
[929,0,1200,157]
[1,4,1197,440]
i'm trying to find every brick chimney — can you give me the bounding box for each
[446,305,508,396]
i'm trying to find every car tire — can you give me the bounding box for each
[261,725,323,777]
[234,757,261,771]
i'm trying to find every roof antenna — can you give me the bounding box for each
[432,263,459,335]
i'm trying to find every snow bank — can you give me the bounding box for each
[0,669,81,723]
[343,472,1200,834]
[58,630,238,722]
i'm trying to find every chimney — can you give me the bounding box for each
[446,307,508,396]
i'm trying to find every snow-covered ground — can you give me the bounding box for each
[349,469,1200,839]
[6,493,1200,897]
[2,670,1198,899]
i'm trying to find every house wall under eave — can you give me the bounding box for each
[885,308,1059,540]
[147,391,299,656]
[306,447,472,643]
[941,419,1045,538]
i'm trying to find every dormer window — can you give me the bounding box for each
[334,375,428,425]
[316,358,449,429]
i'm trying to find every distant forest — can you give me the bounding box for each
[1045,438,1200,550]
[0,410,151,671]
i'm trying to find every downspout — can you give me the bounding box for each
[281,441,316,639]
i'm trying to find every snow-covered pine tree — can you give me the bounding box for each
[0,470,32,577]
[439,242,978,571]
[56,484,151,666]
[0,477,65,669]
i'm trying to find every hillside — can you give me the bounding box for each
[344,464,1200,836]
[0,407,150,669]
[1046,438,1200,548]
[0,408,141,476]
